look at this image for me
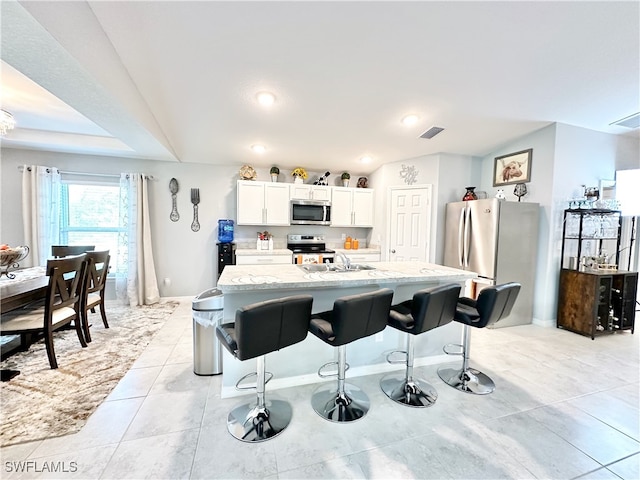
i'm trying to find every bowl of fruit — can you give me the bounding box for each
[0,245,30,278]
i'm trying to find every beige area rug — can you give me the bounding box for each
[0,300,179,447]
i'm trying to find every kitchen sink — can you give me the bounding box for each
[300,263,376,273]
[300,264,332,272]
[344,264,376,271]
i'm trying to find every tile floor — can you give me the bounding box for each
[1,297,639,479]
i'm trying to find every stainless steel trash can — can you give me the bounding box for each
[192,288,224,375]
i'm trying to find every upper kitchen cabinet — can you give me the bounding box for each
[237,181,290,226]
[331,188,374,227]
[289,184,332,201]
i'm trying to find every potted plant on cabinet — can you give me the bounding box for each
[270,166,280,182]
[341,172,351,187]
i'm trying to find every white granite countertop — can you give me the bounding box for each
[235,249,293,256]
[217,261,475,292]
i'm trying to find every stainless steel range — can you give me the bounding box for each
[287,234,335,265]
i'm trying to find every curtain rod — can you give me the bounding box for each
[18,166,155,180]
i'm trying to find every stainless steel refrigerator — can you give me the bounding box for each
[443,198,539,327]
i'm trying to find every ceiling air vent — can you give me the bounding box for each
[419,126,444,139]
[611,112,640,129]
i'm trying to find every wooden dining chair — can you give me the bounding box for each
[51,245,95,257]
[0,254,88,369]
[80,250,110,343]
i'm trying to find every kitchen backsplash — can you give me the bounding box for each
[233,225,374,250]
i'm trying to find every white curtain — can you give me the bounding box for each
[116,173,160,306]
[21,165,61,267]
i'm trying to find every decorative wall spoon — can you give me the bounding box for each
[169,178,180,222]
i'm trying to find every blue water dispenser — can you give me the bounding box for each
[217,219,234,243]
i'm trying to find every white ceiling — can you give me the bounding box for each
[1,1,638,175]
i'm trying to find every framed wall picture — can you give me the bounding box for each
[493,149,532,186]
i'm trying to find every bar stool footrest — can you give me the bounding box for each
[317,360,350,378]
[442,343,464,356]
[385,350,407,364]
[235,371,274,390]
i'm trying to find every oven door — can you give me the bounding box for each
[290,200,331,225]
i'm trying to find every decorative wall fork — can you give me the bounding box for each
[190,188,200,232]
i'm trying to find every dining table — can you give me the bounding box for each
[1,266,48,313]
[1,266,48,381]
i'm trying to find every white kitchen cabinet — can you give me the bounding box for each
[342,252,381,263]
[289,184,332,201]
[331,188,374,227]
[235,254,293,265]
[237,181,290,225]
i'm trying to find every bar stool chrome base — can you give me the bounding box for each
[227,399,292,442]
[437,366,495,395]
[380,374,438,407]
[311,383,370,422]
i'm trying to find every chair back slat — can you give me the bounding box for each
[51,245,95,258]
[44,254,87,322]
[84,250,110,295]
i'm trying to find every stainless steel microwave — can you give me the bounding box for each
[290,199,331,225]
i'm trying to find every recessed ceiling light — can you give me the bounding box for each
[256,91,276,107]
[359,156,372,164]
[401,114,419,127]
[251,144,266,154]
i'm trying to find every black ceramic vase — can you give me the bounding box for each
[462,187,478,201]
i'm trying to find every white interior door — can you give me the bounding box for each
[387,185,432,262]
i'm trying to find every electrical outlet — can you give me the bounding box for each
[341,233,347,240]
[375,332,383,342]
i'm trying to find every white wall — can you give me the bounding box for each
[369,153,480,262]
[477,124,557,326]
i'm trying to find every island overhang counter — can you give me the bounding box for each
[216,262,477,397]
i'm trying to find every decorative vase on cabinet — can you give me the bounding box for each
[462,187,478,201]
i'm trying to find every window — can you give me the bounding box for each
[59,178,124,258]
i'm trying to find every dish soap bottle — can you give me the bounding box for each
[344,236,352,249]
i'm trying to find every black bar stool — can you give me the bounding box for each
[380,283,461,407]
[216,294,313,442]
[309,288,394,423]
[437,282,521,395]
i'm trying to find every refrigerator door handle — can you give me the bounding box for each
[458,207,465,266]
[463,206,471,268]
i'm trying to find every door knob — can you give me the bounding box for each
[390,249,396,253]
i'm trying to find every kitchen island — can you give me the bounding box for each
[216,261,476,397]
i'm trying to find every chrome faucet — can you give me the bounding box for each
[335,251,351,270]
